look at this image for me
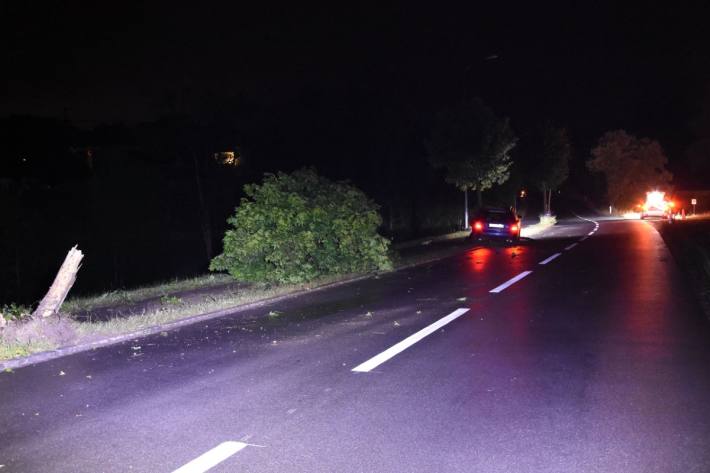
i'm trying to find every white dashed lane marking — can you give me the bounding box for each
[489,271,533,294]
[539,253,562,265]
[565,242,578,251]
[352,308,470,373]
[172,442,248,473]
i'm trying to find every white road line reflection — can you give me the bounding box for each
[565,242,578,251]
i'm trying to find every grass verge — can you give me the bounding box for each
[0,340,56,362]
[658,218,710,319]
[73,274,360,339]
[61,273,234,314]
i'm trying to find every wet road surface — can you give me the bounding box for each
[2,216,710,472]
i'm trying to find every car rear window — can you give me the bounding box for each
[482,210,511,223]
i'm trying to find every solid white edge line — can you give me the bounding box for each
[539,253,562,265]
[352,308,470,373]
[172,441,248,473]
[565,242,578,251]
[489,270,533,294]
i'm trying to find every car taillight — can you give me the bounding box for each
[473,221,484,231]
[510,224,519,233]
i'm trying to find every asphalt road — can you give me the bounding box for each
[2,216,710,473]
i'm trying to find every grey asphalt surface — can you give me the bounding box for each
[2,216,710,472]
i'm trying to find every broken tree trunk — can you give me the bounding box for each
[32,246,84,319]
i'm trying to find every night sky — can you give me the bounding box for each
[3,2,710,175]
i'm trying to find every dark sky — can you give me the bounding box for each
[3,2,710,158]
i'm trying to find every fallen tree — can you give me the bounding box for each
[32,246,84,319]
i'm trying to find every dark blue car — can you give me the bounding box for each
[471,207,521,241]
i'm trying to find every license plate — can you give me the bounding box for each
[489,223,504,228]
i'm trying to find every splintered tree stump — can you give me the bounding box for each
[33,246,84,319]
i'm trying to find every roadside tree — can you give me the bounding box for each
[527,124,571,215]
[427,99,517,228]
[587,130,672,210]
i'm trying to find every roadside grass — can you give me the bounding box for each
[0,340,56,362]
[62,273,233,314]
[72,273,358,339]
[1,224,558,362]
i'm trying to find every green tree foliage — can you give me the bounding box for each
[428,99,517,208]
[587,130,672,209]
[210,168,392,284]
[527,124,571,215]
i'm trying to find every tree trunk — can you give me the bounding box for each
[14,243,21,297]
[192,152,213,262]
[542,186,548,215]
[410,195,420,236]
[542,186,552,215]
[32,246,83,319]
[542,186,547,215]
[463,189,469,230]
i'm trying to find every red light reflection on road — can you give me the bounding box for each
[468,247,494,272]
[467,245,529,273]
[505,245,528,269]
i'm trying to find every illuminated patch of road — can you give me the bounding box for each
[565,242,578,251]
[172,441,248,473]
[539,253,562,265]
[489,271,533,293]
[352,308,470,373]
